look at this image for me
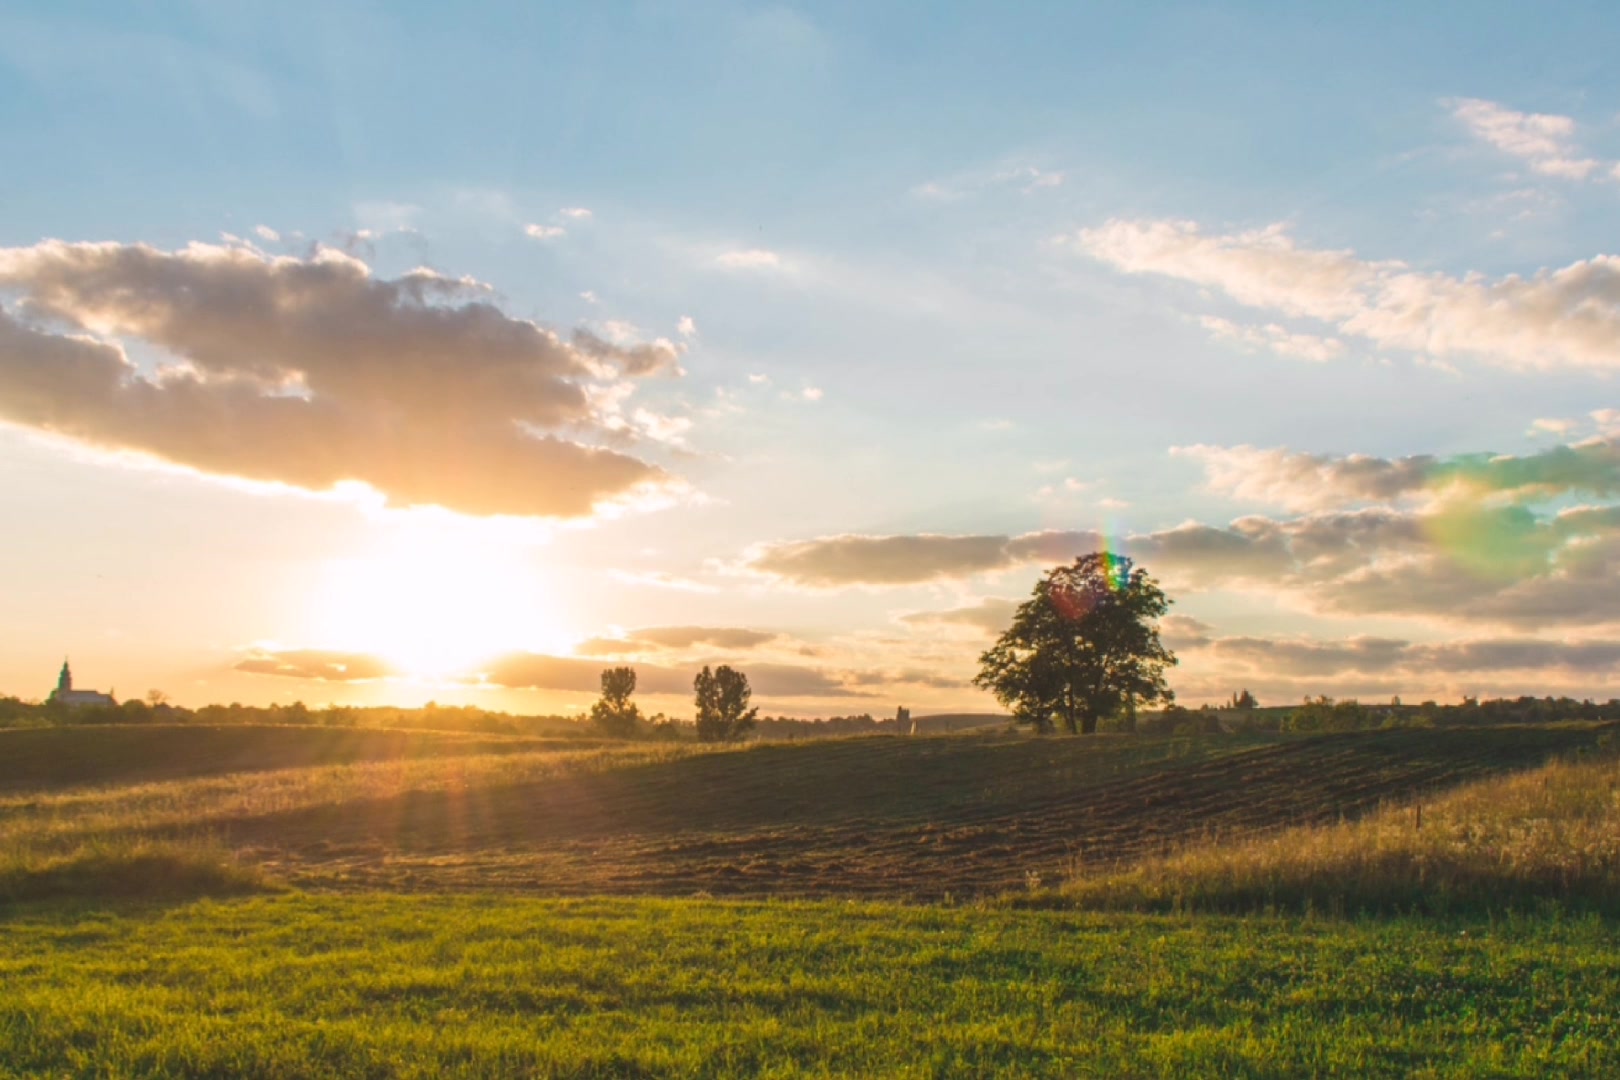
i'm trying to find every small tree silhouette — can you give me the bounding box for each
[693,665,758,742]
[590,667,642,738]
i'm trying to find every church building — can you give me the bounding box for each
[49,660,117,708]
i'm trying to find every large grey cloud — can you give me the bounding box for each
[745,501,1620,629]
[0,241,682,517]
[1072,218,1620,372]
[745,517,1376,590]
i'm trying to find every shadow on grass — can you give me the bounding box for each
[0,841,278,908]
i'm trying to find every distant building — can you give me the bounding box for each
[49,660,116,708]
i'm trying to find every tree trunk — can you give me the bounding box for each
[1080,713,1098,735]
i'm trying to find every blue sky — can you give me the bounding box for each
[5,2,1620,714]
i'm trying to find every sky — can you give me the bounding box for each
[5,1,1620,717]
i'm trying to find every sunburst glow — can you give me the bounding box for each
[305,517,568,680]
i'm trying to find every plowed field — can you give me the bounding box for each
[202,724,1610,899]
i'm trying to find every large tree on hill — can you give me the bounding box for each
[693,665,758,742]
[590,666,642,738]
[974,552,1176,734]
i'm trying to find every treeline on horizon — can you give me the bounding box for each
[0,693,910,740]
[2,690,1617,739]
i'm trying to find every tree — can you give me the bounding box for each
[1230,689,1258,709]
[590,667,642,738]
[693,665,758,742]
[974,552,1176,734]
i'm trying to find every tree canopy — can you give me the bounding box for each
[974,552,1176,734]
[693,665,758,742]
[589,666,642,738]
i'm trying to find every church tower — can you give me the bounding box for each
[49,660,114,708]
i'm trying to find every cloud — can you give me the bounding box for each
[572,327,683,377]
[235,648,395,682]
[743,517,1434,592]
[1530,418,1578,437]
[608,569,719,593]
[900,598,1017,635]
[574,626,779,656]
[1159,614,1214,650]
[353,201,422,232]
[253,225,280,243]
[749,533,1019,587]
[480,653,864,698]
[1073,218,1620,372]
[0,240,681,518]
[523,224,565,241]
[1177,440,1620,511]
[676,315,697,338]
[800,386,823,402]
[1202,632,1620,679]
[559,207,593,220]
[844,668,973,690]
[1198,315,1344,363]
[1446,97,1603,180]
[911,164,1065,201]
[740,503,1620,629]
[715,249,782,270]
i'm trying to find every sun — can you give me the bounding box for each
[306,517,569,680]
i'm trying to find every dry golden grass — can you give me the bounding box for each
[0,838,273,902]
[0,743,704,861]
[1059,745,1620,914]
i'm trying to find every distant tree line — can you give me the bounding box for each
[0,695,587,737]
[1139,694,1620,737]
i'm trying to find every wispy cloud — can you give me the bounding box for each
[1198,315,1344,363]
[1074,218,1620,372]
[1177,440,1620,512]
[524,223,566,241]
[236,648,395,682]
[715,248,782,270]
[1446,97,1605,180]
[574,626,778,656]
[911,163,1065,201]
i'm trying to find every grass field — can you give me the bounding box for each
[3,722,1609,900]
[4,894,1619,1078]
[5,720,1620,1076]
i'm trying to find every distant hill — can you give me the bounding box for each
[911,712,1010,734]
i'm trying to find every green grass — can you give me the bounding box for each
[5,724,1620,1075]
[2,893,1618,1077]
